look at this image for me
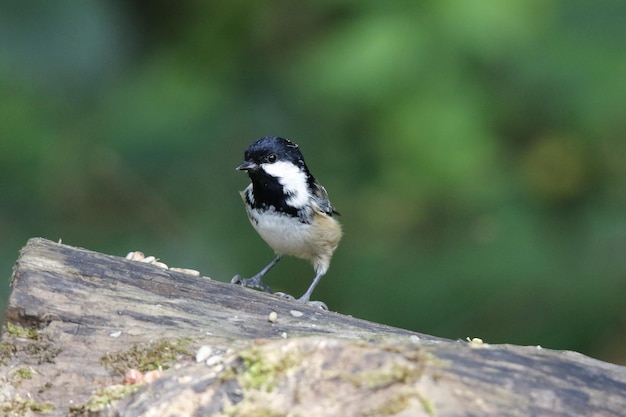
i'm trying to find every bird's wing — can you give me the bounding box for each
[312,182,340,216]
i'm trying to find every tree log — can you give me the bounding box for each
[0,238,624,416]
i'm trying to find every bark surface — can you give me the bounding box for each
[0,238,624,416]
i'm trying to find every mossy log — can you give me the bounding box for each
[0,238,625,416]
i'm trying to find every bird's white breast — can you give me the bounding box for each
[245,205,317,260]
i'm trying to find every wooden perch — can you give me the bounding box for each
[1,238,625,416]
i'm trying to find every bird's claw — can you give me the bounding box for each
[231,274,271,293]
[302,300,328,310]
[273,291,295,300]
[274,292,328,310]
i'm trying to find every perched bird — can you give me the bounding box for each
[231,136,342,307]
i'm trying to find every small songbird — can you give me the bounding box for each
[231,136,342,307]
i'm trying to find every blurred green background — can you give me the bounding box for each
[1,1,625,364]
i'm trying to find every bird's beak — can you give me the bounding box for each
[236,161,257,171]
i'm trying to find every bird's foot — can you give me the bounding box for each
[303,300,328,310]
[231,274,271,293]
[273,291,295,300]
[274,292,328,310]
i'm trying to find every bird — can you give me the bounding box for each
[231,136,342,307]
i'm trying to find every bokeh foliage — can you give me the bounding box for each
[1,1,625,364]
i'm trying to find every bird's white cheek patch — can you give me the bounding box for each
[262,161,309,208]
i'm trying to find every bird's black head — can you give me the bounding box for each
[237,136,320,215]
[236,136,307,173]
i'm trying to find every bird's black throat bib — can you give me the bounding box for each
[248,172,300,217]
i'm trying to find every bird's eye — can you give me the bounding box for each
[267,154,277,163]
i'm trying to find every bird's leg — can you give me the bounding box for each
[295,271,328,309]
[231,255,281,293]
[298,271,324,302]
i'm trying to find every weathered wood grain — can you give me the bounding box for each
[0,238,624,416]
